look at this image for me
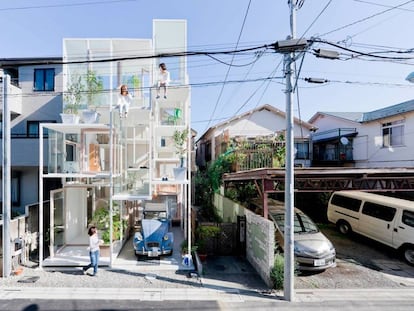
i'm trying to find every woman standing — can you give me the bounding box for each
[83,226,101,276]
[117,84,132,118]
[156,63,170,99]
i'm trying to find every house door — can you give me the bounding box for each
[50,189,65,257]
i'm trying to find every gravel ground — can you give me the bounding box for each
[0,265,203,289]
[1,224,413,291]
[294,224,414,289]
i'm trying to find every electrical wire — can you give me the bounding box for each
[204,0,252,132]
[299,0,333,39]
[352,0,414,12]
[311,38,414,60]
[320,0,414,37]
[0,0,138,11]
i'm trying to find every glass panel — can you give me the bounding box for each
[391,125,403,146]
[45,69,55,91]
[48,130,64,173]
[28,122,39,137]
[362,202,396,222]
[402,210,414,228]
[34,69,44,91]
[51,191,65,255]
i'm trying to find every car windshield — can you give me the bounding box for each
[144,211,167,220]
[271,211,319,234]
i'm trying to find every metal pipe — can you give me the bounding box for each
[2,73,11,277]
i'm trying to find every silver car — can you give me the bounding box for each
[252,198,336,271]
[269,200,336,271]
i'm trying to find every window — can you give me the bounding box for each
[331,194,361,212]
[0,172,20,206]
[294,142,309,159]
[362,202,396,222]
[34,68,55,91]
[382,120,404,147]
[402,210,414,228]
[27,121,55,137]
[11,173,20,206]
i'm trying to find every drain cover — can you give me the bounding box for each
[18,276,40,283]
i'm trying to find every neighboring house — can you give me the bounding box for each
[309,99,414,168]
[308,112,362,167]
[196,104,317,169]
[0,58,63,216]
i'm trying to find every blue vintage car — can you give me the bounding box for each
[133,203,174,258]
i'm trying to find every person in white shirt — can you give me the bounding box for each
[116,84,132,118]
[83,226,101,276]
[156,63,170,99]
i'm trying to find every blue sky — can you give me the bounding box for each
[2,0,414,136]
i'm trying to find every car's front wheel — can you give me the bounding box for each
[337,220,352,235]
[403,246,414,266]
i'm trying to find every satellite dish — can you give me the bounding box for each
[340,137,349,145]
[406,72,414,83]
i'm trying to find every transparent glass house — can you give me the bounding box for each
[39,20,191,267]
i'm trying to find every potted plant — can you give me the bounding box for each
[172,128,189,180]
[195,225,220,261]
[180,239,198,256]
[127,75,141,98]
[62,74,84,123]
[82,70,104,123]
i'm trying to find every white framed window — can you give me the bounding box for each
[382,120,404,147]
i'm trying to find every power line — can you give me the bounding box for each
[320,0,414,37]
[204,0,252,132]
[0,0,138,11]
[3,75,285,99]
[311,38,414,60]
[352,0,414,12]
[299,0,333,39]
[9,44,273,67]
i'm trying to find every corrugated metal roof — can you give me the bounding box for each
[362,99,414,122]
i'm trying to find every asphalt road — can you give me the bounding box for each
[3,298,414,311]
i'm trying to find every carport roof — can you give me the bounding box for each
[223,167,414,193]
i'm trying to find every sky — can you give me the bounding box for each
[2,0,414,137]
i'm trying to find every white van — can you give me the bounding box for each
[327,191,414,265]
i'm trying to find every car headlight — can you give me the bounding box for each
[134,232,143,241]
[163,234,169,241]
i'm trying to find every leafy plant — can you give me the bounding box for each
[180,239,198,254]
[85,69,104,106]
[127,75,141,93]
[63,75,84,114]
[196,225,220,254]
[91,205,127,244]
[194,152,232,221]
[173,128,189,167]
[271,253,284,290]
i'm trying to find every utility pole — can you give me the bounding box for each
[284,0,297,302]
[2,73,12,278]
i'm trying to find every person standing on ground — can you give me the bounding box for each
[116,84,132,118]
[156,63,170,99]
[83,226,101,276]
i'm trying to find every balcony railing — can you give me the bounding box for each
[311,128,357,142]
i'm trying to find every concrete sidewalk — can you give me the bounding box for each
[1,286,414,303]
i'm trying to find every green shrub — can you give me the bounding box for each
[271,253,284,290]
